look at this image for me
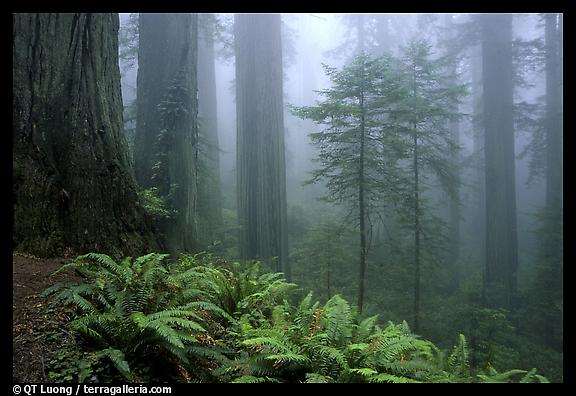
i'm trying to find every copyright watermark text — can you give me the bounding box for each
[13,385,172,396]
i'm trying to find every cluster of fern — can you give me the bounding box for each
[43,252,549,383]
[42,252,234,381]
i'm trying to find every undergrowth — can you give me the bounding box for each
[42,252,549,383]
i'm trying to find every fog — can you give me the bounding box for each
[118,12,563,381]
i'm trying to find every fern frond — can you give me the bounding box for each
[308,344,349,374]
[349,367,378,377]
[78,253,133,284]
[477,368,528,383]
[231,375,280,383]
[305,373,334,383]
[320,294,353,346]
[265,352,310,366]
[182,301,235,323]
[447,333,469,374]
[355,315,380,341]
[242,336,295,354]
[368,373,419,383]
[97,348,132,380]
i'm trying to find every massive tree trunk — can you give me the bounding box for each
[13,13,157,257]
[234,14,289,278]
[480,13,518,311]
[197,15,223,246]
[134,13,199,253]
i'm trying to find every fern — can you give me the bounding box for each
[231,375,280,383]
[476,367,547,383]
[43,252,549,383]
[447,334,470,377]
[97,348,131,381]
[43,252,237,381]
[305,373,334,383]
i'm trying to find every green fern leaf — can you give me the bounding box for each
[97,348,131,380]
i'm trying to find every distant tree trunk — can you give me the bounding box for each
[445,15,461,291]
[12,13,157,257]
[197,15,223,246]
[234,14,289,278]
[480,13,518,311]
[469,43,487,298]
[134,13,199,253]
[412,121,421,333]
[357,77,367,314]
[544,13,562,232]
[541,12,563,349]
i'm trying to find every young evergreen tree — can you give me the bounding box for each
[291,54,407,313]
[234,13,290,278]
[12,13,157,257]
[392,39,466,332]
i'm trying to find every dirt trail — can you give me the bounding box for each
[12,253,78,382]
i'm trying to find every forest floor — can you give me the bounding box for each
[12,253,80,382]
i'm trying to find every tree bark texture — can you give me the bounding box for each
[13,13,157,257]
[135,13,199,253]
[234,14,289,277]
[480,13,518,311]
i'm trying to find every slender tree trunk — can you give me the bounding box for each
[480,13,518,311]
[413,123,421,333]
[409,57,422,333]
[12,13,157,257]
[470,43,487,301]
[235,14,289,278]
[197,15,223,246]
[134,13,199,253]
[544,13,562,227]
[445,15,461,291]
[542,12,563,349]
[357,80,367,314]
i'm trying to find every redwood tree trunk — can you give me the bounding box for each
[541,12,563,350]
[234,14,289,278]
[197,15,223,246]
[134,13,199,253]
[13,13,157,257]
[480,13,518,311]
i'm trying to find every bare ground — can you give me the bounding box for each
[12,253,81,382]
